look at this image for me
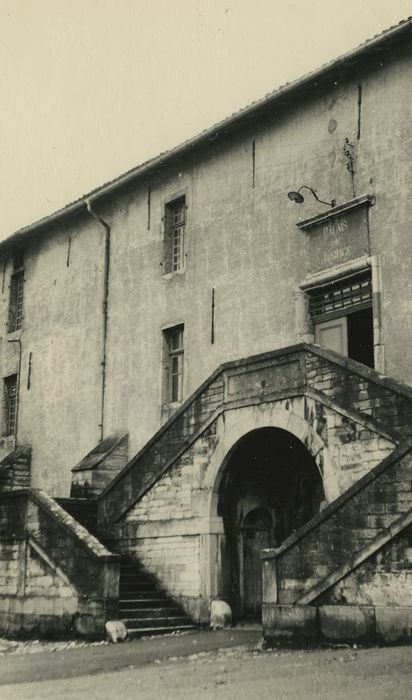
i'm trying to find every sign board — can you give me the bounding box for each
[303,204,370,275]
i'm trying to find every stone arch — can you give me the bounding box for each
[199,399,335,609]
[203,399,334,521]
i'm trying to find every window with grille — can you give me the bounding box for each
[164,197,186,274]
[309,272,372,322]
[4,374,17,437]
[163,325,184,403]
[8,271,24,332]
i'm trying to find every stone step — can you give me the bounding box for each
[118,596,176,607]
[116,556,196,635]
[120,568,153,575]
[126,624,195,639]
[119,581,157,591]
[119,589,167,602]
[119,605,181,618]
[121,616,191,629]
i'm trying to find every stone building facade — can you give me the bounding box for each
[0,20,411,642]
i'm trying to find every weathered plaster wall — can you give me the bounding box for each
[0,214,104,495]
[99,43,412,464]
[0,45,411,494]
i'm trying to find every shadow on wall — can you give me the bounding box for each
[217,427,324,618]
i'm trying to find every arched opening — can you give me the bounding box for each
[217,427,325,619]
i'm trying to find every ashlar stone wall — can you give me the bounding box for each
[111,394,395,622]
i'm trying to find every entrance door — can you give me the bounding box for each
[310,271,374,368]
[241,508,272,617]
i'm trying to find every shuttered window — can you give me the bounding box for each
[309,272,372,322]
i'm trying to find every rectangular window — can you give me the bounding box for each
[8,271,24,332]
[164,197,186,274]
[163,325,184,403]
[4,375,17,437]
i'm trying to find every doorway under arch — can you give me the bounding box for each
[217,427,324,618]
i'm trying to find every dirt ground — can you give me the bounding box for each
[0,631,411,700]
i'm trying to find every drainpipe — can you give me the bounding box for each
[368,255,384,374]
[7,337,22,444]
[85,199,111,442]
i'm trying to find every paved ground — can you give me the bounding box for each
[0,629,411,700]
[0,628,261,685]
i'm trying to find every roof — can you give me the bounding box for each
[2,16,412,252]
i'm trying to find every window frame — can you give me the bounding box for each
[8,269,24,333]
[163,324,185,404]
[4,374,18,438]
[163,196,186,275]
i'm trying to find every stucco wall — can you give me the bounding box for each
[100,44,412,464]
[0,44,411,494]
[0,215,104,495]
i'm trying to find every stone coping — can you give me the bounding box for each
[2,488,118,562]
[72,434,128,473]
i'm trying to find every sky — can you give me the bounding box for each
[1,0,412,238]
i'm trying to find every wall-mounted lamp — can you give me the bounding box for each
[287,185,336,208]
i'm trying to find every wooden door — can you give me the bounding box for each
[314,316,348,356]
[241,509,272,617]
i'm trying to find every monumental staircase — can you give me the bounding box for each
[0,343,411,642]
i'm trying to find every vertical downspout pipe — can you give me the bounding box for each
[369,255,384,374]
[85,199,111,442]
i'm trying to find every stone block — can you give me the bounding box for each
[375,606,412,644]
[263,604,317,643]
[319,605,375,643]
[106,620,127,643]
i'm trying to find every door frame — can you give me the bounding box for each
[296,255,385,373]
[239,507,273,616]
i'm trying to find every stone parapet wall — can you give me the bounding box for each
[100,344,412,526]
[317,521,412,607]
[0,489,119,638]
[108,388,396,622]
[304,348,412,438]
[262,441,412,606]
